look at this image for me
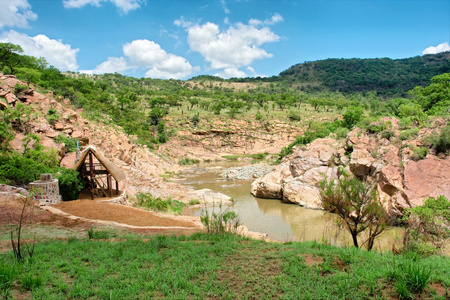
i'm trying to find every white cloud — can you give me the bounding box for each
[91,39,197,79]
[0,0,37,29]
[216,67,247,78]
[220,0,230,14]
[422,42,450,55]
[249,13,284,26]
[179,19,280,77]
[93,57,128,73]
[0,30,79,71]
[63,0,144,14]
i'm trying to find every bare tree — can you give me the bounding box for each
[10,192,37,262]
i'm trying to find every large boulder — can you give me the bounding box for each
[282,179,322,209]
[403,155,450,206]
[250,164,292,199]
[289,138,339,177]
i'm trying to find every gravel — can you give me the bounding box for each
[220,164,274,181]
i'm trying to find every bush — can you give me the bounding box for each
[288,110,301,121]
[434,125,450,154]
[46,108,59,126]
[134,192,185,214]
[381,130,394,140]
[411,146,428,161]
[13,83,28,94]
[342,106,364,129]
[402,195,450,255]
[55,134,78,153]
[191,114,200,126]
[200,204,241,234]
[0,148,58,185]
[56,168,83,201]
[255,111,263,120]
[178,157,200,165]
[87,227,116,239]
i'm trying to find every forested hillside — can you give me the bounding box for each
[278,51,450,97]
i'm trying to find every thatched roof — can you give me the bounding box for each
[73,146,126,182]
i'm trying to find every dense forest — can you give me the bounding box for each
[278,52,450,97]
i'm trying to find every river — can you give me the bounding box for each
[179,161,403,251]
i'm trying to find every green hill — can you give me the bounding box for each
[277,51,450,97]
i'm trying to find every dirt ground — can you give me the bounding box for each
[52,200,201,228]
[1,197,202,241]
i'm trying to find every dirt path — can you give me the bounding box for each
[52,200,201,229]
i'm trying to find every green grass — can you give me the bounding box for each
[1,232,448,299]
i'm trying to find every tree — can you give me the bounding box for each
[342,105,364,129]
[411,73,450,115]
[319,169,390,250]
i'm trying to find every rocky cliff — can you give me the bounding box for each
[251,117,449,215]
[0,74,209,202]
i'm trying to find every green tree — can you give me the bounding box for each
[319,170,390,250]
[411,73,450,114]
[342,106,364,129]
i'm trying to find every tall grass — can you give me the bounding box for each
[133,192,185,214]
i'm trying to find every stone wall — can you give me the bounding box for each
[29,174,62,205]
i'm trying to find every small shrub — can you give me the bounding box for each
[191,114,200,126]
[134,193,185,214]
[255,111,263,120]
[200,203,241,234]
[55,134,78,152]
[87,227,116,239]
[248,152,267,160]
[381,130,394,140]
[46,108,59,126]
[13,83,28,94]
[335,127,349,139]
[411,146,428,161]
[178,157,200,165]
[288,110,301,121]
[402,195,450,255]
[189,199,200,205]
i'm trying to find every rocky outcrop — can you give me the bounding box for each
[0,74,209,204]
[251,117,449,215]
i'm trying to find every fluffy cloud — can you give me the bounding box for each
[63,0,144,14]
[0,0,37,29]
[0,30,79,71]
[422,42,450,55]
[177,15,281,78]
[91,39,197,79]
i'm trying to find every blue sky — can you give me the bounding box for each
[0,0,449,79]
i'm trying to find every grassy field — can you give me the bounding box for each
[1,230,449,299]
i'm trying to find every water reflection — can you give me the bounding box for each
[178,162,403,250]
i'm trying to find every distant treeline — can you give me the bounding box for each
[277,52,450,97]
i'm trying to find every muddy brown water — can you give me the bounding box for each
[178,161,404,251]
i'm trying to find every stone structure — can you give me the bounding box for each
[29,174,62,205]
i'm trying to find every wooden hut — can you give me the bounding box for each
[73,146,126,200]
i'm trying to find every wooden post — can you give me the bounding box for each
[115,180,119,195]
[89,151,94,200]
[107,174,112,196]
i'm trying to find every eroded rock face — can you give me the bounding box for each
[251,117,449,216]
[403,156,450,206]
